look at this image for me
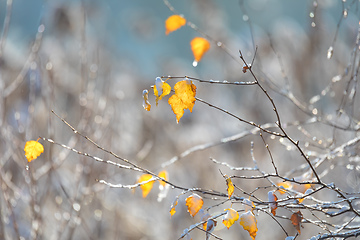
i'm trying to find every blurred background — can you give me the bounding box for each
[1,0,359,239]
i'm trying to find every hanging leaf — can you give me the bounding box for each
[268,190,278,216]
[190,37,210,67]
[142,89,151,111]
[277,181,292,194]
[24,140,44,162]
[165,15,186,35]
[205,219,217,240]
[168,79,197,123]
[158,170,168,187]
[222,208,239,229]
[240,211,258,240]
[291,211,303,234]
[154,77,171,106]
[137,174,155,198]
[169,197,178,217]
[185,193,203,217]
[226,176,234,199]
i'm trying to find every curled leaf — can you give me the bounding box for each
[243,198,255,213]
[142,89,151,111]
[291,211,303,234]
[226,176,234,199]
[190,37,210,66]
[222,208,239,229]
[165,15,186,35]
[205,219,217,240]
[154,77,171,105]
[240,211,257,240]
[168,79,196,123]
[137,174,155,198]
[268,190,278,216]
[169,197,178,217]
[24,140,44,162]
[185,193,203,217]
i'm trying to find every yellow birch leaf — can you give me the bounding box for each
[24,140,44,162]
[168,79,196,123]
[137,174,155,198]
[226,176,234,199]
[277,181,292,194]
[154,77,171,106]
[165,15,186,35]
[142,89,151,111]
[190,37,210,67]
[240,211,258,240]
[185,193,203,217]
[222,208,239,229]
[158,170,168,187]
[170,198,178,216]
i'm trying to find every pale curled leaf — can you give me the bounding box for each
[240,211,257,240]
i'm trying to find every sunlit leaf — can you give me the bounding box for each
[24,140,44,162]
[154,77,171,105]
[277,181,292,194]
[137,174,155,198]
[268,190,278,216]
[185,193,203,217]
[240,211,257,240]
[291,211,303,234]
[142,89,151,111]
[170,197,178,216]
[190,37,210,67]
[222,208,239,229]
[226,176,234,199]
[168,79,196,123]
[165,15,186,35]
[158,170,168,187]
[205,219,217,240]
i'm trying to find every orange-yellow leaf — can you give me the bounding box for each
[24,140,44,162]
[137,174,155,198]
[277,181,292,194]
[154,77,171,106]
[165,15,186,35]
[190,37,210,66]
[170,198,178,216]
[226,177,234,199]
[291,211,303,234]
[223,208,239,229]
[240,211,258,240]
[185,193,203,217]
[268,190,278,216]
[142,89,151,111]
[158,170,168,187]
[168,79,196,123]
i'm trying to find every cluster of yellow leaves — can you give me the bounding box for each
[144,78,197,123]
[137,170,168,198]
[24,140,44,162]
[165,15,210,66]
